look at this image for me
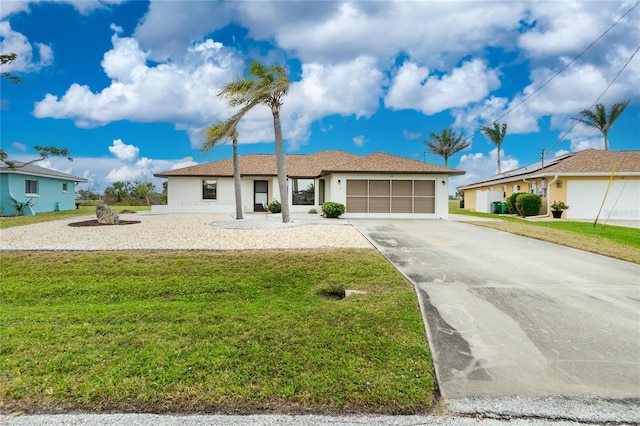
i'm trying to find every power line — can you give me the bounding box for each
[464,1,639,149]
[546,43,640,153]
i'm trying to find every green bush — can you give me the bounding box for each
[515,193,542,217]
[506,192,526,214]
[321,202,345,218]
[267,200,282,213]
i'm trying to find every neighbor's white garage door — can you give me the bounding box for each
[567,179,640,220]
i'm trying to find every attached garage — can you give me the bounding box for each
[346,179,436,215]
[567,179,640,220]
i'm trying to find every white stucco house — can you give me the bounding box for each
[153,150,465,219]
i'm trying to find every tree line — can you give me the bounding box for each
[77,181,166,206]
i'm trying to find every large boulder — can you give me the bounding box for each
[96,202,119,225]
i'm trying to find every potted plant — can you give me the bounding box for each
[550,200,569,218]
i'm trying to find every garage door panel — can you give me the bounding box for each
[414,197,435,213]
[370,180,390,196]
[392,197,412,213]
[369,197,390,213]
[346,197,368,213]
[347,180,367,196]
[415,180,435,196]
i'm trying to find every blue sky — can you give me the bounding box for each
[1,0,639,194]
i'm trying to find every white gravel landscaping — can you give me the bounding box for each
[0,212,373,251]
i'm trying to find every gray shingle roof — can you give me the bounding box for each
[0,161,88,182]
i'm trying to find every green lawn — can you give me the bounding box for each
[0,249,434,414]
[0,205,151,229]
[450,200,640,263]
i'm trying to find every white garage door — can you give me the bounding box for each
[567,179,640,220]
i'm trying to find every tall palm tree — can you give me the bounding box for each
[480,121,508,174]
[202,123,243,220]
[572,100,630,151]
[217,60,291,222]
[423,128,469,167]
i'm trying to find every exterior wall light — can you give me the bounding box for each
[556,180,563,188]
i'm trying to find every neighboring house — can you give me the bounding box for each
[0,161,88,216]
[154,150,465,219]
[459,149,640,220]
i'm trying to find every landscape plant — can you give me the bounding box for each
[506,192,526,214]
[515,193,542,217]
[322,202,346,218]
[267,199,282,213]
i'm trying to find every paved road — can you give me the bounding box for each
[350,219,640,400]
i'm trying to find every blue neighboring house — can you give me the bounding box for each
[0,161,88,216]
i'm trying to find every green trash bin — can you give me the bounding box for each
[491,201,500,214]
[498,202,507,214]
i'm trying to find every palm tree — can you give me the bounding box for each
[217,60,291,222]
[480,121,508,174]
[571,100,630,151]
[423,128,469,167]
[202,123,243,220]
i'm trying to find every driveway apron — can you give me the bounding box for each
[350,219,640,399]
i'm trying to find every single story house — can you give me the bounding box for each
[0,161,88,216]
[153,150,465,219]
[458,149,640,220]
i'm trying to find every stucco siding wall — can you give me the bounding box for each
[1,174,76,215]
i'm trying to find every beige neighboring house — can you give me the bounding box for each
[458,149,640,220]
[153,150,465,219]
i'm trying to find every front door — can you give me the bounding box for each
[254,180,268,212]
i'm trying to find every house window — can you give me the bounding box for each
[25,179,38,195]
[62,182,68,192]
[202,179,217,200]
[529,182,536,194]
[292,178,314,205]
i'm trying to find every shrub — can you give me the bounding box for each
[308,208,317,214]
[506,192,526,214]
[515,193,542,217]
[321,202,345,218]
[267,200,282,213]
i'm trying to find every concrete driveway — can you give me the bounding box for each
[350,219,640,399]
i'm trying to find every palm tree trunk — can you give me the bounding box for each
[232,138,243,220]
[496,144,502,174]
[272,106,290,223]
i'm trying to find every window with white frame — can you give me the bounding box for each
[529,182,536,194]
[25,179,38,195]
[202,179,217,200]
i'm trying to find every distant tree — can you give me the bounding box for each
[203,123,243,219]
[104,181,132,203]
[1,53,20,84]
[480,121,508,174]
[571,100,630,151]
[77,189,100,201]
[423,128,470,167]
[217,60,291,222]
[131,181,154,205]
[0,146,72,169]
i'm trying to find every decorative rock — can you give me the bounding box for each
[96,202,119,225]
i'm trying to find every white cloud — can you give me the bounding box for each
[451,148,520,190]
[402,130,422,140]
[12,142,27,151]
[352,135,366,147]
[33,33,243,139]
[108,139,139,162]
[385,60,501,115]
[0,21,53,73]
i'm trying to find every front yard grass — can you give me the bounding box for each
[450,202,640,264]
[0,249,434,414]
